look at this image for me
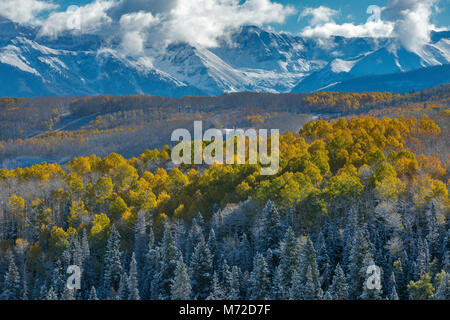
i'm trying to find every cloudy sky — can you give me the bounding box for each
[0,0,448,51]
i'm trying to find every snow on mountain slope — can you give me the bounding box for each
[0,35,202,97]
[0,19,448,97]
[292,36,450,93]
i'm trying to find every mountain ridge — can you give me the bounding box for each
[0,20,449,97]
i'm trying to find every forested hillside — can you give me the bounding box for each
[0,114,449,300]
[1,85,449,168]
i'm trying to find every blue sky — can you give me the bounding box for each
[1,0,448,51]
[50,0,449,34]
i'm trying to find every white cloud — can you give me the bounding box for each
[119,11,159,55]
[299,0,443,52]
[0,0,57,24]
[161,0,296,47]
[301,21,394,38]
[383,0,439,51]
[3,0,444,55]
[299,6,338,26]
[38,0,116,38]
[33,0,295,51]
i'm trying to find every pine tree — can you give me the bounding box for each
[103,226,123,299]
[207,228,218,270]
[415,238,430,279]
[302,266,320,300]
[81,229,90,262]
[228,266,241,300]
[394,255,409,299]
[389,286,399,300]
[207,272,226,300]
[347,225,373,299]
[258,200,283,252]
[46,286,58,300]
[128,253,140,300]
[426,203,440,258]
[3,255,21,300]
[237,233,252,271]
[141,222,158,299]
[272,265,285,300]
[249,253,271,300]
[171,255,191,300]
[289,270,303,300]
[220,259,233,298]
[62,286,74,300]
[435,271,450,299]
[156,223,179,299]
[89,286,99,300]
[187,213,205,261]
[80,229,93,297]
[329,264,348,300]
[316,232,332,288]
[387,270,398,300]
[322,291,333,300]
[278,227,299,297]
[298,237,322,299]
[117,272,129,300]
[39,284,48,300]
[190,237,213,300]
[51,260,64,298]
[134,210,148,277]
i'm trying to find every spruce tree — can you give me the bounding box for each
[389,286,399,300]
[302,266,320,300]
[228,266,241,300]
[62,286,74,300]
[289,270,303,300]
[128,253,140,300]
[249,253,271,300]
[187,213,205,261]
[171,255,191,300]
[322,291,333,300]
[190,237,213,300]
[156,223,179,299]
[298,237,322,299]
[435,271,450,299]
[89,286,99,300]
[258,200,283,252]
[134,210,148,278]
[415,238,430,279]
[237,233,252,271]
[51,260,64,298]
[329,263,348,300]
[3,255,21,300]
[39,284,48,300]
[207,272,226,300]
[316,232,332,288]
[278,227,299,297]
[207,228,218,270]
[117,272,129,300]
[272,265,285,299]
[103,226,123,299]
[46,286,58,300]
[347,226,373,299]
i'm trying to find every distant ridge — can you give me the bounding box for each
[320,64,450,93]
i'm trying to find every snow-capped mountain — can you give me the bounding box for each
[0,17,449,97]
[291,34,450,93]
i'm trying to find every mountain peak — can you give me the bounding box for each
[0,23,449,97]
